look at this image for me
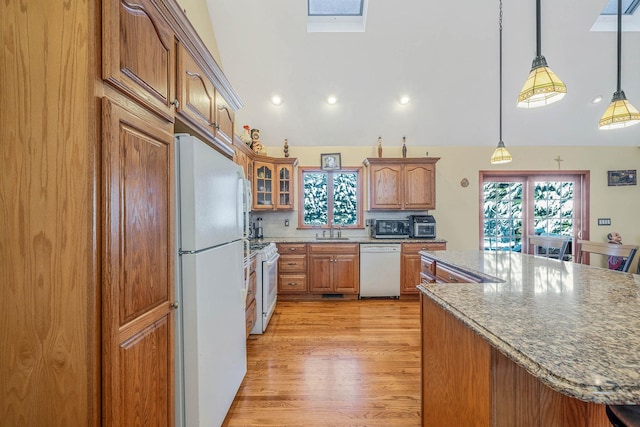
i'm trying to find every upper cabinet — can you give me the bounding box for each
[252,156,298,211]
[363,157,440,210]
[215,92,235,146]
[103,0,176,121]
[176,41,217,140]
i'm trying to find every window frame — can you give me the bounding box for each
[479,170,590,254]
[297,166,364,229]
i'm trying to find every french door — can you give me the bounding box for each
[480,171,590,260]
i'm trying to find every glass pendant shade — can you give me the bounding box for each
[517,56,566,108]
[490,141,512,165]
[599,91,640,130]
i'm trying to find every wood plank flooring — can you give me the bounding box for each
[222,299,422,426]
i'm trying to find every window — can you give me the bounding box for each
[298,167,363,229]
[480,171,589,259]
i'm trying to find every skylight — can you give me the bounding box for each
[307,0,368,33]
[308,0,363,16]
[592,0,640,31]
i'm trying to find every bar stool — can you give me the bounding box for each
[576,240,638,273]
[606,405,640,427]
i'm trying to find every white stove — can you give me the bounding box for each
[249,242,279,334]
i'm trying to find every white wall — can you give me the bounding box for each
[253,144,640,259]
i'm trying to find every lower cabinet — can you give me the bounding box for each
[245,255,257,337]
[308,243,359,295]
[401,242,446,296]
[277,243,308,295]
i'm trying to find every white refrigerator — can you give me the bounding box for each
[174,134,248,427]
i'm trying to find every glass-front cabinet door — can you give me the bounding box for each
[276,164,294,209]
[254,161,274,209]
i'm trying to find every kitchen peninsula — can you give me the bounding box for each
[419,250,640,426]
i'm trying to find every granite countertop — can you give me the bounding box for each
[417,250,640,405]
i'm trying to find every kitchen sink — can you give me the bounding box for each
[315,236,350,241]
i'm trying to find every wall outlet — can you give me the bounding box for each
[597,218,611,226]
[284,219,289,227]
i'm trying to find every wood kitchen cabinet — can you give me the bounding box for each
[252,157,298,210]
[363,157,440,210]
[176,41,218,141]
[2,0,242,425]
[103,0,176,121]
[101,98,175,426]
[400,242,446,296]
[277,243,308,295]
[245,255,257,337]
[308,243,360,295]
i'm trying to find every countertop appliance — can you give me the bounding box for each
[359,244,401,297]
[409,215,436,238]
[249,241,279,334]
[174,134,248,427]
[370,219,410,239]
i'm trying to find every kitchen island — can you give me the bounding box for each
[418,250,640,426]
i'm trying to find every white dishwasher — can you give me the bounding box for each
[359,244,401,298]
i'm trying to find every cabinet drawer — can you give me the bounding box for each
[279,255,306,273]
[309,243,359,254]
[278,274,307,293]
[245,298,256,338]
[435,263,481,284]
[403,242,446,254]
[277,243,306,254]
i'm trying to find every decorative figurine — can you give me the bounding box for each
[283,138,289,157]
[240,125,252,146]
[250,128,265,155]
[607,231,624,271]
[377,137,382,158]
[402,136,407,158]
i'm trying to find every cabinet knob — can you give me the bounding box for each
[287,282,297,286]
[289,247,297,251]
[287,262,297,266]
[170,302,179,310]
[171,99,180,108]
[210,121,220,130]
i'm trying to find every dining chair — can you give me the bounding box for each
[527,235,570,260]
[576,240,639,273]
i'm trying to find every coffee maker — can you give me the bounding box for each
[254,217,264,239]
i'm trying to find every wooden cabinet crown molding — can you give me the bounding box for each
[160,0,242,110]
[363,157,441,166]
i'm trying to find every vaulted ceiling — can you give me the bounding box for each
[206,1,640,149]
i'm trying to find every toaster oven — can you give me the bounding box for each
[409,215,436,238]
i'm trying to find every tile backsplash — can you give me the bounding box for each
[249,210,431,239]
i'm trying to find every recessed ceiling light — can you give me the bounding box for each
[327,95,337,105]
[592,95,603,104]
[271,95,282,106]
[399,96,410,105]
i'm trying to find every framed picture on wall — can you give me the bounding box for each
[321,153,341,171]
[607,170,637,186]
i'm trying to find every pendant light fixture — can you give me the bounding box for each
[517,0,566,108]
[599,0,640,130]
[491,0,513,165]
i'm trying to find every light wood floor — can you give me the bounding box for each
[222,299,422,427]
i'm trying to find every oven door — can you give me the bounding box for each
[261,252,280,331]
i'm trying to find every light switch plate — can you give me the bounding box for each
[597,218,611,226]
